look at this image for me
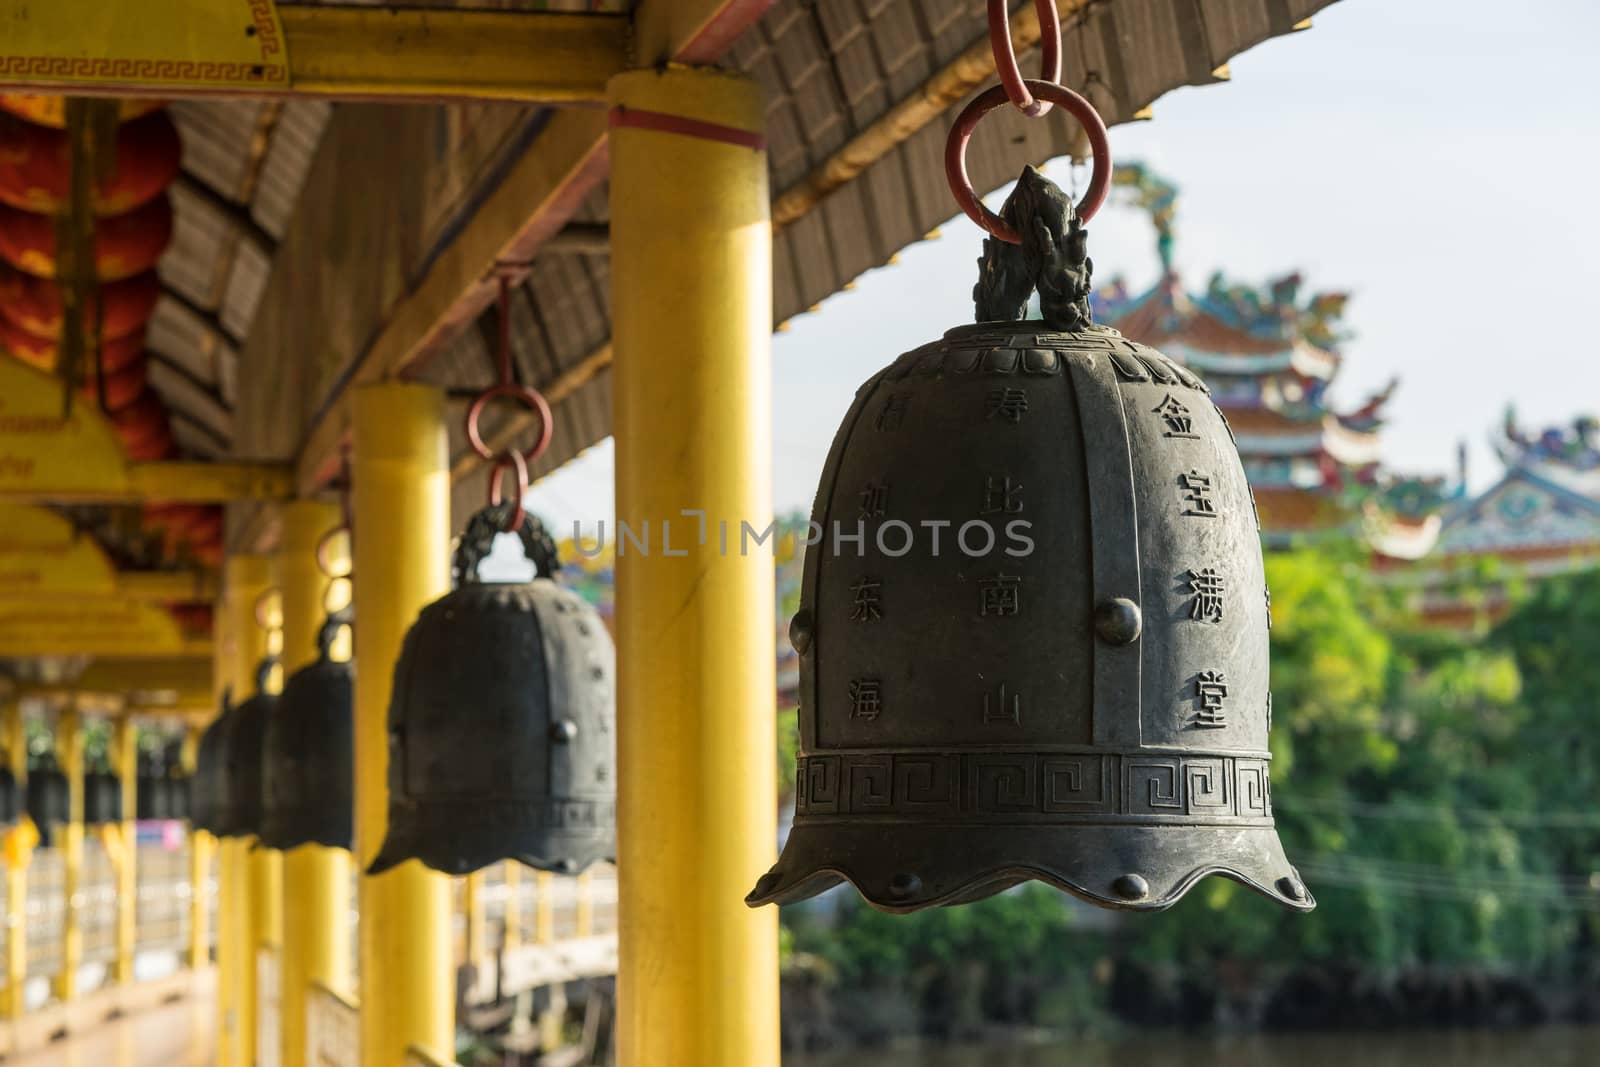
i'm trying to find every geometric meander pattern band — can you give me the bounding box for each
[794,752,1272,823]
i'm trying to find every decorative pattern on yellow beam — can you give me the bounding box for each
[0,3,630,104]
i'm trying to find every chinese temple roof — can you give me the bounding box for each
[1094,163,1406,541]
[1433,412,1600,560]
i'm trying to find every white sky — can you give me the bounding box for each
[525,0,1600,533]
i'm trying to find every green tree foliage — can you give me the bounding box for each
[1129,548,1585,970]
[788,548,1600,1017]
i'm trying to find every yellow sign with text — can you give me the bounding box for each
[0,358,129,496]
[0,503,119,599]
[0,599,194,658]
[0,0,289,91]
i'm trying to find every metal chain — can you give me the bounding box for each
[463,273,554,532]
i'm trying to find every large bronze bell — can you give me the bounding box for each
[749,168,1311,914]
[191,698,231,833]
[260,611,353,851]
[367,508,615,877]
[215,662,276,839]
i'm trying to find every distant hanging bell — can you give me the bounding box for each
[367,507,615,876]
[137,757,167,821]
[0,767,20,829]
[259,611,354,851]
[137,744,189,822]
[166,770,192,822]
[83,769,122,825]
[27,756,69,847]
[747,102,1312,913]
[191,697,232,833]
[215,661,276,839]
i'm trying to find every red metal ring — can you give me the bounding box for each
[489,450,530,533]
[466,382,553,464]
[945,80,1111,244]
[988,0,1063,118]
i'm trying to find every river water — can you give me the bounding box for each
[787,1026,1600,1066]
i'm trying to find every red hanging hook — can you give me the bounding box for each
[464,272,554,532]
[945,79,1112,243]
[988,0,1063,118]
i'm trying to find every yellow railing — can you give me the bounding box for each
[0,839,615,1062]
[306,979,359,1066]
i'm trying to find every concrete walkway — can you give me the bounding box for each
[9,992,215,1067]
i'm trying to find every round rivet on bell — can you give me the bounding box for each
[549,719,579,743]
[1112,874,1149,901]
[1277,875,1306,902]
[1094,597,1142,645]
[789,609,814,655]
[887,872,922,900]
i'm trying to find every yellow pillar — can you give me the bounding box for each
[2,700,30,1018]
[277,499,352,1067]
[225,554,273,1066]
[111,716,137,984]
[213,591,238,1067]
[182,724,211,974]
[464,873,485,969]
[54,703,83,1004]
[608,67,779,1067]
[535,871,552,946]
[352,383,454,1067]
[501,863,521,952]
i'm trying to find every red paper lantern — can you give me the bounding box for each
[78,357,148,412]
[0,195,173,280]
[0,317,147,372]
[0,110,181,215]
[0,266,160,340]
[109,388,171,456]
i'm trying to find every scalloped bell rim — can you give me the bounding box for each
[746,823,1315,914]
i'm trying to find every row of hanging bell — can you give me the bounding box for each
[367,504,616,877]
[137,746,194,822]
[259,608,354,851]
[193,658,277,839]
[26,756,68,847]
[746,163,1312,915]
[83,766,122,825]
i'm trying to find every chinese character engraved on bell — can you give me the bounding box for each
[1178,469,1218,517]
[982,683,1021,725]
[876,392,912,431]
[981,476,1024,515]
[849,679,883,721]
[1152,393,1199,438]
[858,482,890,519]
[986,387,1029,423]
[1189,670,1228,729]
[979,574,1022,617]
[849,576,883,621]
[1184,567,1225,623]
